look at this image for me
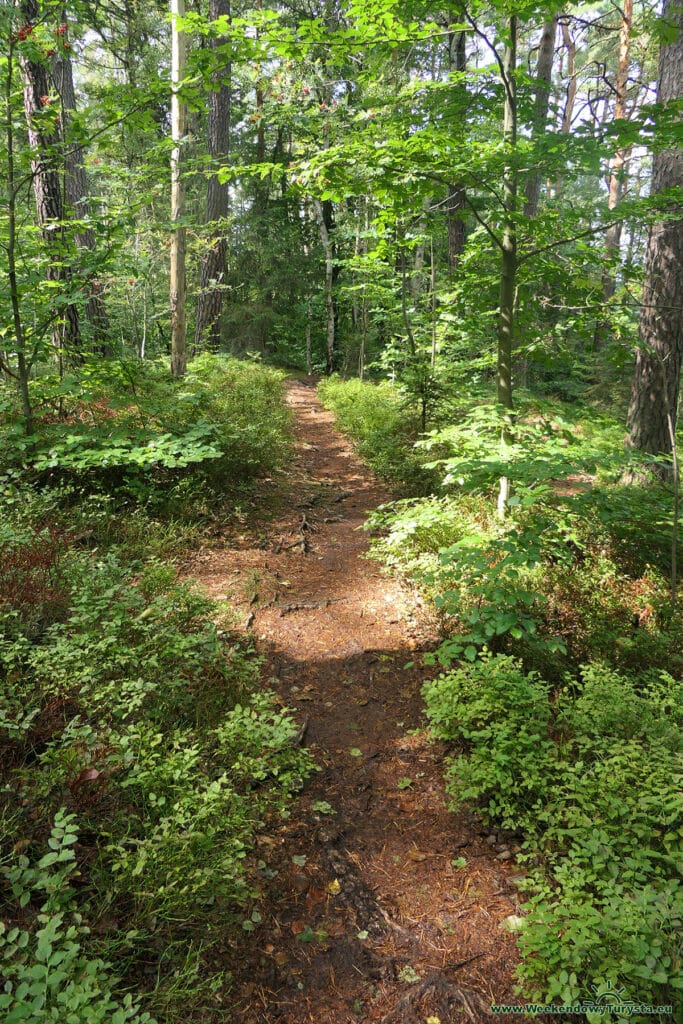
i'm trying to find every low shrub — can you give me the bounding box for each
[2,355,291,523]
[317,376,437,493]
[0,809,154,1024]
[0,549,313,1020]
[424,654,683,1009]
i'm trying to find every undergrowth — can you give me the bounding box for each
[322,375,683,1015]
[317,375,438,493]
[0,356,312,1022]
[1,354,291,552]
[424,655,682,1014]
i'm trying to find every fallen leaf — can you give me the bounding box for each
[501,914,526,933]
[70,767,101,790]
[408,850,428,862]
[306,887,326,909]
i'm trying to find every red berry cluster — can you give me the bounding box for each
[16,23,34,41]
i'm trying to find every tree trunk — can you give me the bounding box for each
[313,199,337,375]
[410,197,430,299]
[51,12,110,351]
[625,0,683,474]
[447,28,467,271]
[170,0,187,377]
[194,0,231,354]
[497,16,517,518]
[559,20,577,135]
[20,0,81,363]
[524,16,557,219]
[595,0,633,349]
[5,28,33,432]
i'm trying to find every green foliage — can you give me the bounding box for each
[366,395,682,673]
[1,355,290,518]
[317,376,437,492]
[424,654,683,1007]
[0,544,313,1015]
[0,810,153,1024]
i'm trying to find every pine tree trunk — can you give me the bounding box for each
[20,0,81,363]
[194,0,231,354]
[6,29,33,432]
[625,0,683,474]
[51,13,110,351]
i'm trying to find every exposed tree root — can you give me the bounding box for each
[380,967,490,1024]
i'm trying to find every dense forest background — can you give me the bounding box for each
[1,0,682,1021]
[2,0,681,426]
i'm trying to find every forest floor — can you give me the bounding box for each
[186,379,523,1024]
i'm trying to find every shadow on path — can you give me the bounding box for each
[186,380,521,1023]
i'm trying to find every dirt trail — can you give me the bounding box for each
[188,380,521,1023]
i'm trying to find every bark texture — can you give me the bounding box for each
[20,0,81,360]
[194,0,231,354]
[497,16,518,518]
[170,0,187,377]
[626,0,683,467]
[595,0,633,348]
[523,16,557,219]
[447,28,467,271]
[313,199,337,374]
[52,13,109,349]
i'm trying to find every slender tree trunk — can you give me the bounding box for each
[20,0,81,363]
[5,27,33,432]
[305,294,313,374]
[170,0,187,377]
[447,27,467,271]
[194,0,231,354]
[594,0,633,348]
[497,16,517,518]
[559,20,577,135]
[524,16,557,219]
[51,12,110,351]
[410,197,430,299]
[313,199,336,374]
[400,245,416,356]
[625,0,683,475]
[430,237,438,368]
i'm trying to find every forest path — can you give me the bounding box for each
[187,379,520,1023]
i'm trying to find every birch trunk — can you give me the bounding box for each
[170,0,187,377]
[497,17,517,519]
[595,0,633,348]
